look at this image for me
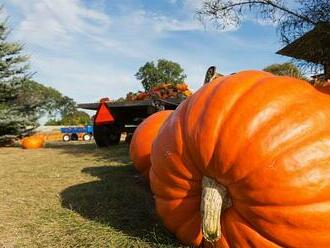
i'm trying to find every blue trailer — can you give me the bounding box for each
[60,126,93,142]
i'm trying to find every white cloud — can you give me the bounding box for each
[31,54,141,102]
[153,15,201,32]
[167,0,202,8]
[182,0,203,10]
[5,0,208,58]
[2,0,283,107]
[0,6,9,19]
[8,0,110,49]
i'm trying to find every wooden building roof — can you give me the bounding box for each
[277,22,330,65]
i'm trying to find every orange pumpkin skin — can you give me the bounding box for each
[21,136,45,149]
[130,110,173,179]
[150,70,330,247]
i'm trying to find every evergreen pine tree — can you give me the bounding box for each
[0,14,37,144]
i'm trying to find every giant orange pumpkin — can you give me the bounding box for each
[150,70,330,247]
[21,136,45,149]
[130,110,173,179]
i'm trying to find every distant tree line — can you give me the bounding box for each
[45,111,91,126]
[263,62,306,80]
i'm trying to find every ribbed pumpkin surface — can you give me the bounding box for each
[150,70,330,247]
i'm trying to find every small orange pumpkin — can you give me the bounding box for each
[150,70,330,247]
[130,110,173,179]
[176,83,188,91]
[21,136,45,149]
[182,89,192,97]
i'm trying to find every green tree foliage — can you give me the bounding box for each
[0,15,35,143]
[263,62,306,79]
[21,80,87,126]
[45,111,91,126]
[19,80,76,118]
[0,11,78,144]
[135,59,187,91]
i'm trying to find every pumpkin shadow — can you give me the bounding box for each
[60,165,179,246]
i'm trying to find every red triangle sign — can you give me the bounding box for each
[95,102,115,125]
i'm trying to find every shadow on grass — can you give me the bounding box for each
[46,141,131,164]
[60,165,179,247]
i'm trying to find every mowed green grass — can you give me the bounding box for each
[0,141,181,248]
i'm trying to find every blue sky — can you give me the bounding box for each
[3,0,288,103]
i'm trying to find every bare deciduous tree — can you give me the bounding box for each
[197,0,330,74]
[196,0,329,44]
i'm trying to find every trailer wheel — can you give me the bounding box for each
[83,133,92,141]
[70,133,79,141]
[125,133,133,144]
[93,124,121,147]
[63,134,70,142]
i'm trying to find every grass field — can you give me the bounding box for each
[0,142,181,248]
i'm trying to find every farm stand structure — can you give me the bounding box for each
[277,22,330,81]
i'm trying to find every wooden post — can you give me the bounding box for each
[325,64,330,80]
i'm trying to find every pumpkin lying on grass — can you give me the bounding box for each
[150,70,330,247]
[130,110,173,179]
[21,135,45,149]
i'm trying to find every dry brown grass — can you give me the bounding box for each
[0,141,180,248]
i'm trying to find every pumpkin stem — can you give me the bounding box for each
[201,176,232,242]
